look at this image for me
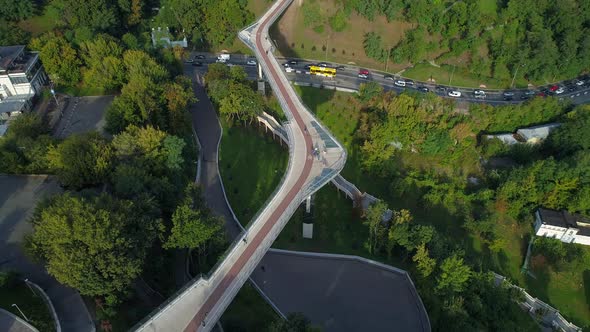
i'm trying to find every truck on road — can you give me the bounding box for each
[217,53,230,62]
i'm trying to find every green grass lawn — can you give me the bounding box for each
[220,282,278,331]
[18,12,57,36]
[219,120,288,226]
[0,278,56,332]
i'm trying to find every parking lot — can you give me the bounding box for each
[53,95,114,138]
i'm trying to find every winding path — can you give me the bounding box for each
[133,0,346,330]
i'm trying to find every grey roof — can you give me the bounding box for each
[537,208,590,236]
[0,45,25,71]
[486,133,519,145]
[516,123,561,142]
[0,94,33,114]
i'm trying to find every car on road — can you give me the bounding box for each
[289,60,298,65]
[318,62,330,67]
[215,58,227,63]
[304,64,313,69]
[575,79,585,86]
[566,84,577,92]
[394,80,406,87]
[436,86,446,94]
[555,86,565,94]
[418,86,429,93]
[247,59,257,66]
[384,74,394,81]
[358,69,370,79]
[473,90,486,99]
[184,58,194,63]
[448,90,461,97]
[520,90,536,99]
[283,62,291,68]
[405,80,415,86]
[195,54,205,59]
[336,65,346,70]
[502,91,515,100]
[192,61,203,67]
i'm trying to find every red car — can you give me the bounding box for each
[358,69,370,78]
[549,85,559,92]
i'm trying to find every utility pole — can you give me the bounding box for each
[449,64,456,85]
[385,47,392,73]
[511,63,525,89]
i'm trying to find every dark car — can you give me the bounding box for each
[405,80,415,86]
[192,61,203,66]
[336,65,345,70]
[384,74,394,81]
[566,84,578,92]
[195,54,205,59]
[436,86,446,94]
[502,91,515,100]
[418,86,429,93]
[289,60,298,65]
[304,64,313,69]
[318,62,329,67]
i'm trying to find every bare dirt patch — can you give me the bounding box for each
[271,0,415,71]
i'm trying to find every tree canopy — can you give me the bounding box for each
[28,193,163,301]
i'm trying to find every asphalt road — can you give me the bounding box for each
[0,175,94,332]
[53,95,114,139]
[186,53,590,106]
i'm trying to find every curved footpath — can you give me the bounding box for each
[132,0,346,330]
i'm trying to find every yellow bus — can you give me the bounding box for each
[310,66,336,78]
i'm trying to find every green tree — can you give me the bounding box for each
[357,81,383,103]
[363,32,386,62]
[80,35,125,91]
[0,20,30,46]
[218,81,264,122]
[0,0,35,22]
[46,0,119,33]
[302,0,323,29]
[329,9,347,32]
[30,33,82,86]
[364,201,388,255]
[436,255,472,295]
[47,132,112,188]
[164,76,196,134]
[28,193,162,301]
[547,105,590,154]
[413,244,436,278]
[164,185,222,252]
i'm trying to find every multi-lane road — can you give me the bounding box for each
[188,54,590,106]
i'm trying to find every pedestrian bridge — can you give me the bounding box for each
[132,0,346,330]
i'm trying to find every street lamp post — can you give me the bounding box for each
[449,64,456,85]
[385,47,392,73]
[24,279,37,296]
[511,63,525,89]
[12,304,29,322]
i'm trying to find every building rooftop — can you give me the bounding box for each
[538,208,590,236]
[516,123,561,142]
[0,46,38,74]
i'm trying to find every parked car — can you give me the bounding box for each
[448,90,462,97]
[418,86,429,93]
[384,74,394,81]
[247,59,257,66]
[394,80,406,87]
[358,69,370,79]
[195,54,205,59]
[192,61,203,67]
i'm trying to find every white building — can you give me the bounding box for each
[534,208,590,246]
[485,123,561,146]
[151,27,188,48]
[0,45,47,119]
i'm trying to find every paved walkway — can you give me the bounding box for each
[0,175,95,332]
